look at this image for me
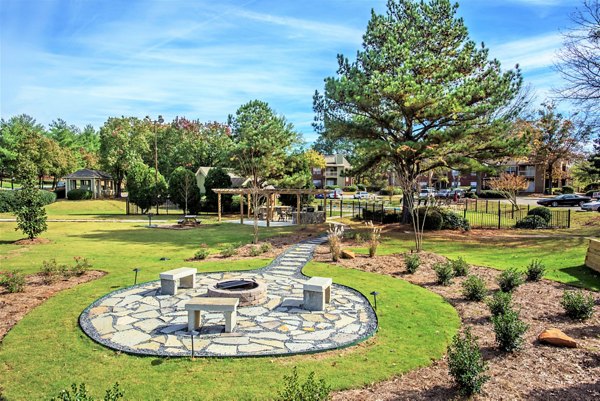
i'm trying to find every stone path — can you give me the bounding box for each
[80,237,377,357]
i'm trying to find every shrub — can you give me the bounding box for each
[491,309,529,352]
[477,190,505,199]
[497,268,524,292]
[527,207,551,223]
[486,291,513,317]
[327,224,344,262]
[561,290,595,321]
[379,187,402,196]
[40,259,66,284]
[515,215,547,229]
[561,185,575,194]
[0,191,17,212]
[584,182,600,192]
[439,209,470,231]
[67,188,93,200]
[404,253,420,274]
[325,185,340,190]
[38,190,57,206]
[415,207,444,230]
[342,185,357,192]
[450,257,469,276]
[70,257,91,276]
[462,275,487,301]
[447,328,489,396]
[0,270,26,293]
[525,259,546,282]
[433,262,454,285]
[356,184,367,191]
[249,246,262,257]
[194,248,209,260]
[220,244,239,258]
[49,382,124,401]
[259,242,272,253]
[365,221,381,258]
[277,367,330,401]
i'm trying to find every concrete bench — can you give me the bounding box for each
[303,277,332,311]
[159,267,197,295]
[185,297,239,333]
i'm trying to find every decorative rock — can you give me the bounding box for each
[341,249,355,259]
[538,328,577,348]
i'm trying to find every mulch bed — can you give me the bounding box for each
[0,270,106,341]
[313,242,600,401]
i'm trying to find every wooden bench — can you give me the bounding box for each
[303,277,332,311]
[159,267,197,295]
[185,297,239,333]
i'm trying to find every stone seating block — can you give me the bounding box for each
[185,297,239,333]
[303,277,332,311]
[159,267,197,295]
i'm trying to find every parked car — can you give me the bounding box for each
[537,194,591,207]
[436,189,451,198]
[315,193,324,199]
[326,188,343,199]
[353,191,370,199]
[418,188,435,199]
[581,200,600,211]
[449,188,465,198]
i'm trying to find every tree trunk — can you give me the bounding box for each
[401,192,411,224]
[547,162,555,192]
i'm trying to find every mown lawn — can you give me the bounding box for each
[0,219,459,400]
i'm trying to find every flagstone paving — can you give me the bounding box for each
[80,237,377,357]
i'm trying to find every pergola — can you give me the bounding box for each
[212,188,330,226]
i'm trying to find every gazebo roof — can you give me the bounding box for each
[64,169,113,180]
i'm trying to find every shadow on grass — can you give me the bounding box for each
[558,265,600,291]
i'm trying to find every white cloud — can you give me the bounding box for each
[489,32,563,71]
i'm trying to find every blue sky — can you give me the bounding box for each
[0,0,583,142]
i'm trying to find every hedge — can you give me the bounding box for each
[477,190,505,199]
[67,188,93,200]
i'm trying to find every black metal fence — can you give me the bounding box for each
[125,197,183,215]
[351,198,571,229]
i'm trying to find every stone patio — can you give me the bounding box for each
[79,237,378,357]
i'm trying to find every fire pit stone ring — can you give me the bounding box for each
[207,279,267,307]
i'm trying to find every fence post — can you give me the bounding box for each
[567,209,571,229]
[126,197,130,215]
[486,199,488,214]
[381,202,385,224]
[329,200,332,217]
[475,200,478,212]
[498,202,501,229]
[527,204,530,212]
[340,199,343,218]
[352,201,355,217]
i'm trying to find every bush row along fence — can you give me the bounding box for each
[339,198,571,229]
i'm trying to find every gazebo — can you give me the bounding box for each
[212,188,330,226]
[63,169,115,199]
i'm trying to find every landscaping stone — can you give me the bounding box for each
[341,249,356,259]
[79,236,377,357]
[538,328,578,348]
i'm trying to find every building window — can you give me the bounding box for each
[313,168,321,175]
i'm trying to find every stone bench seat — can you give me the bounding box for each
[159,267,197,295]
[303,277,332,311]
[185,297,239,333]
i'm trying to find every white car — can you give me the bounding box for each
[353,191,370,199]
[581,200,600,211]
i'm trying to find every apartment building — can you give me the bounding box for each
[312,154,353,188]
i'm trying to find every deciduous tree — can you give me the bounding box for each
[488,173,528,209]
[126,162,167,214]
[168,166,201,214]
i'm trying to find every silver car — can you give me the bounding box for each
[581,200,600,211]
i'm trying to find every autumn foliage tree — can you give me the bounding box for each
[313,0,528,251]
[488,173,528,209]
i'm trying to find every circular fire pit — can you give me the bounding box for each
[207,279,267,307]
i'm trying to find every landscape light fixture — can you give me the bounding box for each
[147,212,154,227]
[370,291,380,310]
[133,268,141,285]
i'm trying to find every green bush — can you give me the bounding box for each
[49,382,124,401]
[447,328,489,396]
[439,209,470,231]
[491,309,528,352]
[0,190,17,212]
[38,190,57,206]
[259,242,272,253]
[404,253,420,274]
[433,262,454,285]
[356,184,367,191]
[450,257,469,276]
[515,215,548,229]
[204,167,232,212]
[584,182,600,192]
[497,268,524,292]
[194,248,209,260]
[527,207,551,223]
[277,367,330,401]
[168,167,202,214]
[0,270,26,293]
[415,207,444,230]
[70,257,91,276]
[525,259,546,282]
[67,188,93,200]
[477,190,505,199]
[342,185,357,192]
[379,187,402,196]
[462,275,487,301]
[40,259,67,284]
[561,185,575,194]
[560,290,595,321]
[486,291,513,317]
[325,185,340,190]
[249,246,262,257]
[220,244,239,258]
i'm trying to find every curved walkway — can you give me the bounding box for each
[79,238,377,357]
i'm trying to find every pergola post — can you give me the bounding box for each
[323,195,327,222]
[240,193,244,224]
[296,193,300,225]
[218,193,222,222]
[266,192,271,228]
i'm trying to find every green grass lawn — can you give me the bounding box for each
[0,220,459,400]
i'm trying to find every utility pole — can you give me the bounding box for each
[146,115,164,214]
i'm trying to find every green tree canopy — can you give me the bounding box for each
[204,166,232,212]
[168,167,202,214]
[126,162,168,214]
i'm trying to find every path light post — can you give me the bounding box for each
[145,115,164,215]
[370,291,380,310]
[147,212,154,227]
[133,268,141,285]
